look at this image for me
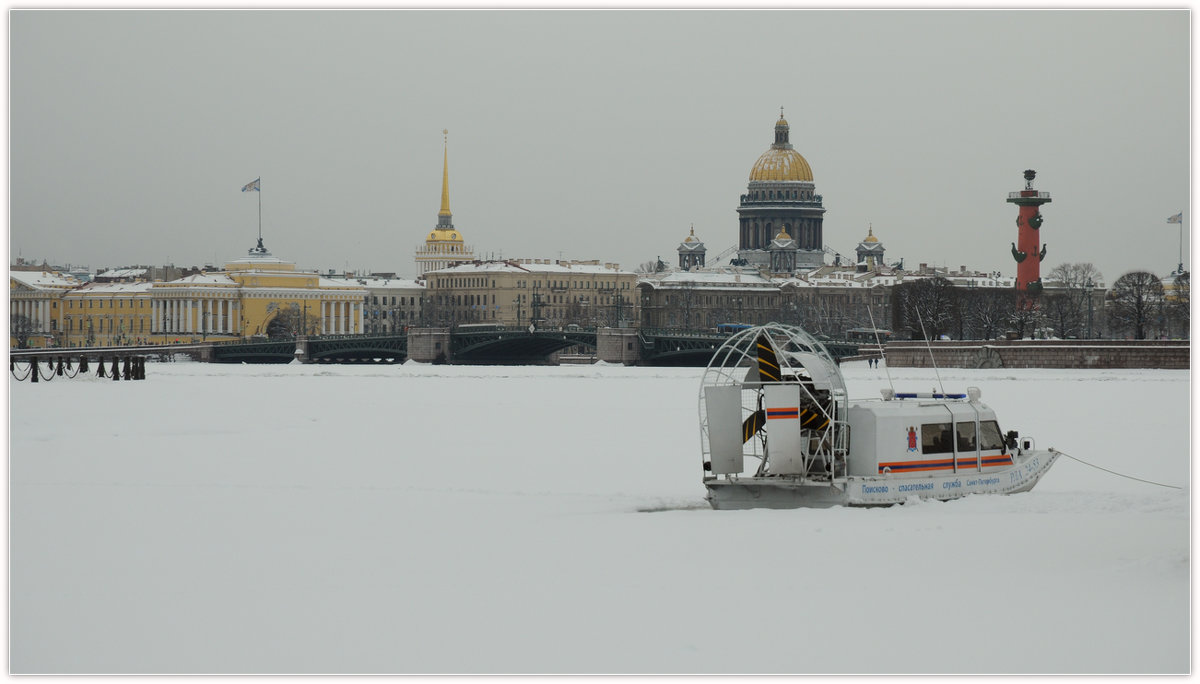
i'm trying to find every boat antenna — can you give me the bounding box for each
[865,301,895,394]
[914,306,946,395]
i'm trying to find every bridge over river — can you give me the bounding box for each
[13,327,860,367]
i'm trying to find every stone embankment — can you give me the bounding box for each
[885,339,1189,369]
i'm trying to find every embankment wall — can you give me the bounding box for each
[884,340,1189,369]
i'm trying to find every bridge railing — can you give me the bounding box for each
[638,328,726,339]
[10,342,214,358]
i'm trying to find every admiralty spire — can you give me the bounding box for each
[416,129,475,277]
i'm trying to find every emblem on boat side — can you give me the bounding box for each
[906,426,918,452]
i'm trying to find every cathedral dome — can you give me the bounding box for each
[749,113,813,182]
[750,148,814,182]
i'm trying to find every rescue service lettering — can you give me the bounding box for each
[862,485,889,494]
[897,483,934,492]
[943,480,962,490]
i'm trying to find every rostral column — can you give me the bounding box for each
[1007,169,1051,310]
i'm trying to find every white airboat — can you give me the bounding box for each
[699,323,1059,509]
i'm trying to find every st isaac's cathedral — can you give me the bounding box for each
[735,111,826,272]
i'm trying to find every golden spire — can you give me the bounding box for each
[439,129,451,218]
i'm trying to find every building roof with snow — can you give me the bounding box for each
[428,259,632,277]
[9,270,82,291]
[639,269,778,292]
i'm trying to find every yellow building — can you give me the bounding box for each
[16,241,371,348]
[9,270,80,347]
[60,281,155,347]
[415,130,475,277]
[424,259,639,328]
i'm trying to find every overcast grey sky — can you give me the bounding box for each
[10,10,1190,283]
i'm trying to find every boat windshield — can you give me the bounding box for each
[980,421,1005,451]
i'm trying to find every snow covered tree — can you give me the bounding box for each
[891,277,957,340]
[957,288,1012,340]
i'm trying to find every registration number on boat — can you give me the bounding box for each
[1009,457,1040,484]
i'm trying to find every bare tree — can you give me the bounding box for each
[958,288,1011,340]
[1007,305,1043,339]
[1107,271,1164,339]
[10,313,40,349]
[267,303,322,337]
[635,258,668,274]
[892,277,957,340]
[1045,262,1104,338]
[1041,292,1080,339]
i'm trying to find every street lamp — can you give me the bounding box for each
[1085,278,1095,339]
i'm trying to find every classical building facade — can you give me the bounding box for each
[423,259,639,328]
[637,270,780,329]
[415,131,475,277]
[10,270,81,347]
[351,276,425,334]
[737,111,826,272]
[15,240,372,348]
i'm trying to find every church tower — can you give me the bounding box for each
[415,130,475,278]
[677,225,707,270]
[768,225,799,275]
[736,110,827,272]
[855,225,886,272]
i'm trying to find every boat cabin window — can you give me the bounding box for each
[979,421,1005,451]
[921,423,953,454]
[956,422,977,452]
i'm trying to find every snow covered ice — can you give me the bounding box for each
[9,361,1189,674]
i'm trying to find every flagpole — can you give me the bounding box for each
[1179,210,1184,274]
[258,177,262,243]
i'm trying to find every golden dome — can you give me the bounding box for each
[750,148,813,182]
[863,226,878,243]
[750,111,813,182]
[683,225,698,243]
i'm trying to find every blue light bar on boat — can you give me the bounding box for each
[894,392,967,399]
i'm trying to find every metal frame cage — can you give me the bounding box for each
[698,322,849,482]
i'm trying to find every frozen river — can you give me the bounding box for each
[9,360,1190,674]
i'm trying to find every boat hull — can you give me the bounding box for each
[705,449,1058,510]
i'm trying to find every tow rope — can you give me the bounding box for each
[1049,448,1183,490]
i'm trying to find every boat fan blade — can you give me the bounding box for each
[756,333,780,383]
[741,409,766,443]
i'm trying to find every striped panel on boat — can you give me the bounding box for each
[878,454,1014,474]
